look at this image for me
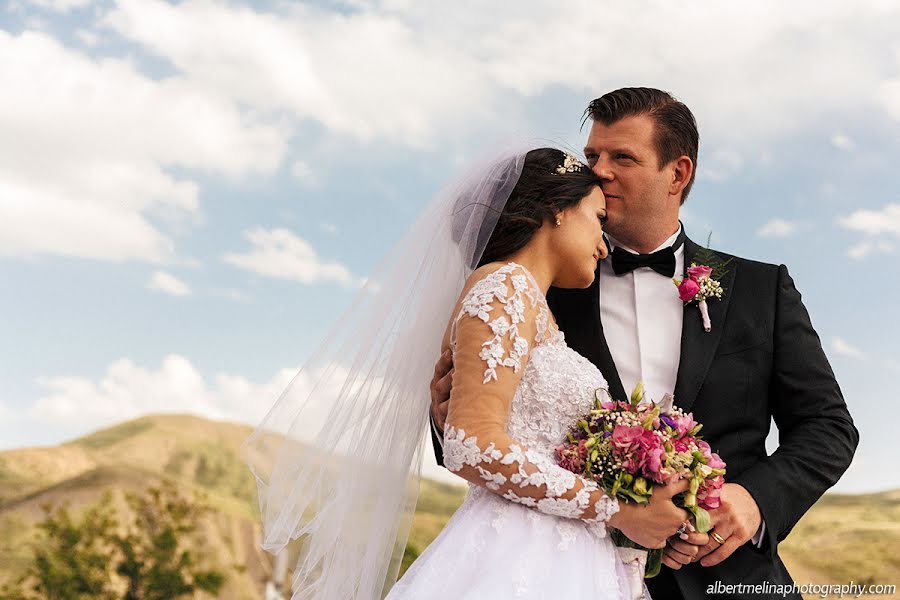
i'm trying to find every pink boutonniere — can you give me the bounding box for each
[674,264,724,332]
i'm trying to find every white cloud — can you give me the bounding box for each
[880,79,900,121]
[839,204,900,258]
[75,29,99,47]
[698,148,743,182]
[30,354,296,433]
[212,288,251,302]
[104,0,490,148]
[839,204,900,236]
[25,354,457,482]
[831,337,866,359]
[24,0,89,13]
[100,0,900,154]
[757,218,799,238]
[847,240,895,259]
[820,182,839,197]
[224,227,362,288]
[290,160,319,187]
[148,270,191,296]
[0,30,285,263]
[831,133,855,150]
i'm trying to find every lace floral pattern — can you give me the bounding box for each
[386,262,627,599]
[457,263,551,384]
[444,262,619,538]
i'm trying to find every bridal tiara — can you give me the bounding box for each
[555,152,588,175]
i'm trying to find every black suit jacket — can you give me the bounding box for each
[430,237,858,600]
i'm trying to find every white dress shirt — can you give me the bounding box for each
[599,227,685,405]
[600,224,765,547]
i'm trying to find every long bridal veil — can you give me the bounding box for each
[241,148,528,599]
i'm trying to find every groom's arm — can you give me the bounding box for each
[428,349,454,468]
[731,264,859,556]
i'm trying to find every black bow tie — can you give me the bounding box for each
[611,246,677,277]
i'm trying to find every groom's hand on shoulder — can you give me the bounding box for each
[694,483,763,567]
[430,349,454,434]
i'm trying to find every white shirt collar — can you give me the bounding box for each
[606,223,684,256]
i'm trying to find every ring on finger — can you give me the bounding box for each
[675,522,689,536]
[710,531,726,545]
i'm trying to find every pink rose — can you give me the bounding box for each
[644,445,666,477]
[707,452,726,470]
[697,440,713,462]
[656,466,676,484]
[699,488,722,510]
[687,265,713,281]
[698,475,725,509]
[678,278,700,301]
[635,430,667,478]
[674,413,697,437]
[612,425,644,449]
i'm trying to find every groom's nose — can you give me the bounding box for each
[592,158,614,181]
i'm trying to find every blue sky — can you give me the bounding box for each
[1,0,898,492]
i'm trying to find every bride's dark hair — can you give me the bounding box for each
[476,148,603,268]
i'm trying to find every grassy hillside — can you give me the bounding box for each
[0,415,273,599]
[779,489,900,592]
[0,414,896,600]
[0,414,468,598]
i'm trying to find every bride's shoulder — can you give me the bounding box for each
[463,261,537,295]
[456,261,545,319]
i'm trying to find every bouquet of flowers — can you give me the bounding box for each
[555,383,726,582]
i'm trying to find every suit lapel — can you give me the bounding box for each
[673,237,737,413]
[572,271,627,402]
[594,317,627,403]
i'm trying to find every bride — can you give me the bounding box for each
[243,147,689,599]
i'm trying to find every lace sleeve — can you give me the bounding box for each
[444,263,619,532]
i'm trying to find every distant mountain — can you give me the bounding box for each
[0,415,895,600]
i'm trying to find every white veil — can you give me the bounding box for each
[241,147,530,599]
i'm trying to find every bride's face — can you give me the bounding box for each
[550,186,608,288]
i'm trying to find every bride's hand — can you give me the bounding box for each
[661,529,709,570]
[607,479,691,549]
[430,349,454,434]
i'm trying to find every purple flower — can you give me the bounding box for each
[660,414,677,430]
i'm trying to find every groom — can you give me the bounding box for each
[429,88,858,599]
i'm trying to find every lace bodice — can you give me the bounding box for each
[443,263,619,535]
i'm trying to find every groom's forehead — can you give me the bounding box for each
[584,116,655,151]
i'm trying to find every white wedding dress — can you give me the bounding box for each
[386,263,630,600]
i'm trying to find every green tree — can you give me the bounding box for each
[113,480,225,600]
[3,493,119,600]
[2,481,226,600]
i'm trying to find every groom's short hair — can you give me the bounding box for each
[584,87,699,203]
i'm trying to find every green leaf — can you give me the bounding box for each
[687,505,711,533]
[645,549,663,578]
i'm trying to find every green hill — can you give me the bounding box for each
[0,414,895,600]
[0,414,468,598]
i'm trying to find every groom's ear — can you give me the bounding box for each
[668,155,694,205]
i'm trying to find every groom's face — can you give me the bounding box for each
[583,114,673,238]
